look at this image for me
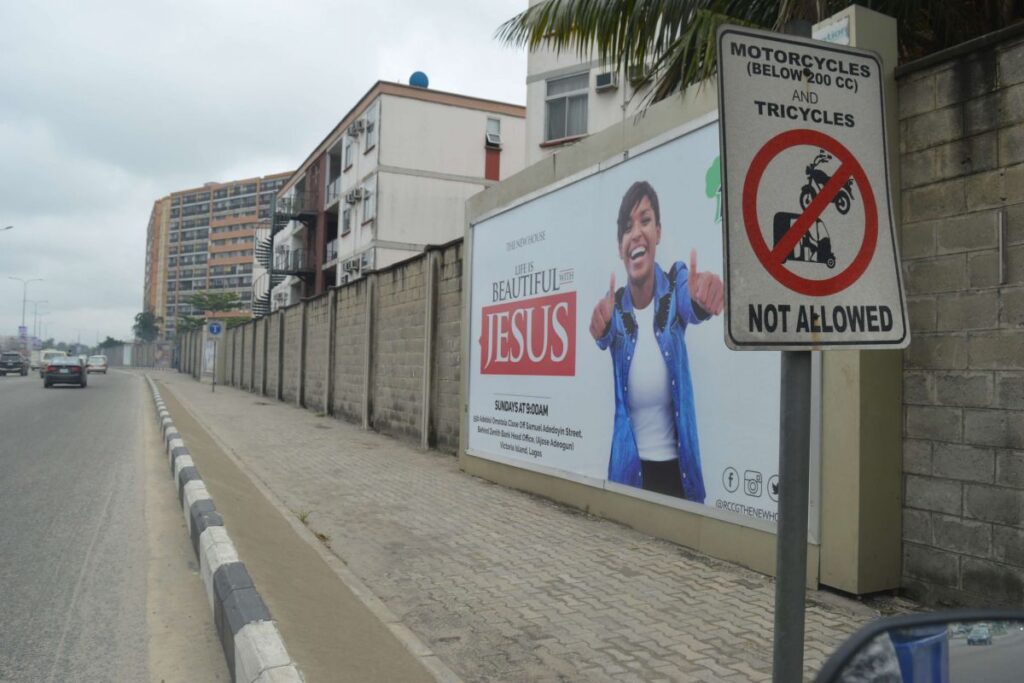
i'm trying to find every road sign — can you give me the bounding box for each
[717,25,908,350]
[207,321,223,336]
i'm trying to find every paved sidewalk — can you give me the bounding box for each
[153,371,888,682]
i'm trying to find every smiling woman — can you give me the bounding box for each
[591,180,724,502]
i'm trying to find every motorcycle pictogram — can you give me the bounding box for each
[798,149,855,215]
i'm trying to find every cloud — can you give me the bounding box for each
[0,0,527,343]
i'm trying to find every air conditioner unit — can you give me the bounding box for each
[595,71,619,92]
[345,188,365,204]
[339,273,350,285]
[347,120,365,137]
[343,257,360,274]
[485,132,502,147]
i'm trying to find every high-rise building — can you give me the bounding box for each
[143,196,171,326]
[144,173,290,339]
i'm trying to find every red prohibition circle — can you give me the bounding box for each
[742,129,878,297]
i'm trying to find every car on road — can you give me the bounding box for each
[0,352,29,376]
[43,356,87,388]
[86,355,108,374]
[967,624,992,645]
[38,349,67,377]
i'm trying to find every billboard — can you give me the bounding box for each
[469,117,803,529]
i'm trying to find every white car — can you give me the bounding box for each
[86,355,108,374]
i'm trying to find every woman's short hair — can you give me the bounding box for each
[617,181,661,243]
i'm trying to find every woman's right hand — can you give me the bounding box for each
[590,274,616,341]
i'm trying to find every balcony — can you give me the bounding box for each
[274,248,314,278]
[325,238,339,265]
[273,192,317,232]
[325,177,342,210]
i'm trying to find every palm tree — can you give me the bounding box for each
[497,1,1021,108]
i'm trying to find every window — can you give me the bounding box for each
[364,103,379,152]
[341,206,352,235]
[344,137,354,169]
[545,72,588,141]
[362,176,376,222]
[486,118,501,147]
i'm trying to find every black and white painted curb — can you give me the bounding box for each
[147,376,304,683]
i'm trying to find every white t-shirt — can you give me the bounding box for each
[626,303,677,462]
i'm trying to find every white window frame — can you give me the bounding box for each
[344,136,354,169]
[362,175,377,223]
[486,117,501,147]
[341,205,352,235]
[544,72,589,142]
[364,102,379,152]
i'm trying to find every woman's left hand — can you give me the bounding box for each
[688,249,724,316]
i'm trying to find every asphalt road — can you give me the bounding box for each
[949,627,1024,682]
[0,369,226,682]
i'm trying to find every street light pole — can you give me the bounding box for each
[9,277,43,328]
[28,300,48,338]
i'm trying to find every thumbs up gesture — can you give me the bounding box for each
[688,250,724,316]
[590,273,616,341]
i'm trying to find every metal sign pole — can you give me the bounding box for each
[212,338,217,393]
[772,349,812,681]
[772,22,814,682]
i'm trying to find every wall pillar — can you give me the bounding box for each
[362,274,376,430]
[326,289,338,414]
[421,251,439,450]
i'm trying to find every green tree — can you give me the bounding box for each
[133,311,162,342]
[177,291,250,333]
[184,291,244,314]
[98,336,126,349]
[497,1,1022,108]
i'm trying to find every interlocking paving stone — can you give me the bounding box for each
[155,371,895,682]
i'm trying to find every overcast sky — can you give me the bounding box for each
[0,0,527,345]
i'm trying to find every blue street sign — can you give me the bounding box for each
[208,321,223,336]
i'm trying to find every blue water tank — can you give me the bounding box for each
[410,71,429,88]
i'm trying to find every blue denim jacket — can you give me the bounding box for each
[596,261,707,502]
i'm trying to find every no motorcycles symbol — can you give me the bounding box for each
[742,129,878,296]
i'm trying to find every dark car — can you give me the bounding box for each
[0,352,29,376]
[43,356,88,388]
[967,624,992,645]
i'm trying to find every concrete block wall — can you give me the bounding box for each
[222,328,232,384]
[371,260,427,442]
[192,332,201,380]
[177,242,464,455]
[231,327,243,386]
[303,294,331,413]
[333,279,368,422]
[253,318,266,394]
[898,31,1024,606]
[431,244,463,453]
[281,305,302,404]
[265,313,281,399]
[241,324,253,391]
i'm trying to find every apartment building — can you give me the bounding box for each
[257,80,525,312]
[143,196,171,324]
[522,0,714,166]
[144,173,290,339]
